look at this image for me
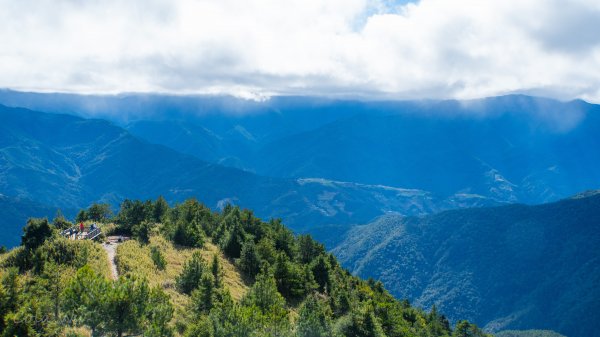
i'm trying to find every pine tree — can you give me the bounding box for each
[452,320,490,337]
[103,277,149,337]
[21,218,53,251]
[298,234,324,264]
[311,255,332,293]
[144,286,174,337]
[153,196,169,223]
[239,240,261,278]
[223,221,245,258]
[87,203,112,223]
[345,304,386,337]
[242,270,286,317]
[52,209,72,230]
[297,294,333,337]
[176,252,206,294]
[62,266,108,336]
[211,253,223,287]
[76,209,88,223]
[191,273,216,314]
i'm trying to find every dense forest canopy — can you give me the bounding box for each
[0,197,490,337]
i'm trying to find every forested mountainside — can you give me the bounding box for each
[0,104,493,247]
[0,198,490,337]
[2,91,600,205]
[332,191,600,337]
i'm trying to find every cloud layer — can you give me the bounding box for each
[1,0,599,101]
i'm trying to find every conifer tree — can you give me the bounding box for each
[239,240,261,278]
[177,252,206,294]
[21,218,53,251]
[297,294,334,337]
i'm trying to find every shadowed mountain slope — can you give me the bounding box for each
[332,191,600,337]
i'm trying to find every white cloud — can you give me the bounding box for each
[0,0,599,101]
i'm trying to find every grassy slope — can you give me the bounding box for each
[115,236,249,314]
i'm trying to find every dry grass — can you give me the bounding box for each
[81,240,112,279]
[61,326,91,337]
[115,236,250,313]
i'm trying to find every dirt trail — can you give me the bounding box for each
[102,237,122,280]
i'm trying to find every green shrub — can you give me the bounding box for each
[150,245,166,271]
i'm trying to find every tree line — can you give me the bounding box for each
[0,197,491,337]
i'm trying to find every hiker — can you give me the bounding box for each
[79,222,84,233]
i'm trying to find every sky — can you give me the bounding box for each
[1,0,600,102]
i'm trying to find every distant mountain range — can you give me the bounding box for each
[332,191,600,337]
[0,104,490,247]
[1,91,599,335]
[2,91,598,205]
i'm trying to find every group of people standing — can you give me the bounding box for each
[64,222,97,239]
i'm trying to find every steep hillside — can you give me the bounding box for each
[0,198,491,337]
[332,191,600,337]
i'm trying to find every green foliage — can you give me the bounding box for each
[426,305,451,337]
[52,210,72,230]
[167,199,211,247]
[63,266,173,337]
[298,234,325,264]
[75,209,88,223]
[102,276,149,337]
[297,294,334,337]
[273,220,298,259]
[133,220,154,244]
[242,270,287,318]
[173,220,205,247]
[222,221,245,258]
[176,251,207,294]
[452,320,492,337]
[311,255,332,293]
[116,199,150,234]
[150,245,166,271]
[256,237,277,265]
[21,217,53,251]
[63,265,107,335]
[344,304,387,337]
[211,253,223,287]
[239,240,261,278]
[274,253,309,301]
[3,198,491,337]
[87,203,113,223]
[190,273,217,315]
[0,268,19,332]
[33,237,89,272]
[152,196,169,223]
[184,316,214,337]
